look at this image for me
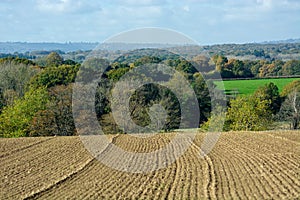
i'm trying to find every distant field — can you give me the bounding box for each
[214,78,300,95]
[1,131,299,199]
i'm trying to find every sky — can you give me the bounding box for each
[0,0,300,45]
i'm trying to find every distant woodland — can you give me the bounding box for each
[0,41,300,137]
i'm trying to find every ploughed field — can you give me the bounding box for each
[1,131,299,199]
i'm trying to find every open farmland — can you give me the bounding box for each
[214,78,300,95]
[0,131,299,199]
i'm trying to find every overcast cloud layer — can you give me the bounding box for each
[1,0,299,44]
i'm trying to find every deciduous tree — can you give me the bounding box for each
[227,95,272,131]
[254,82,281,114]
[278,80,300,129]
[0,87,49,137]
[45,52,63,67]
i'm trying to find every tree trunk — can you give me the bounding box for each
[292,117,299,130]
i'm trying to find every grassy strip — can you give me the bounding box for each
[214,78,300,95]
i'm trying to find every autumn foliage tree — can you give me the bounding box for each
[45,52,63,67]
[29,85,75,136]
[227,95,272,131]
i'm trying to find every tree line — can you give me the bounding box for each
[0,51,299,137]
[194,54,300,79]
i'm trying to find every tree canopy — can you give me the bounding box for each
[1,49,300,137]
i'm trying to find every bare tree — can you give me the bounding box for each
[0,60,38,106]
[278,91,300,129]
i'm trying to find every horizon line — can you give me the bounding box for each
[1,38,300,46]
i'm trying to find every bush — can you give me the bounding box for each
[0,87,49,137]
[227,95,272,131]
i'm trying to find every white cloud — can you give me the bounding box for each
[183,5,190,12]
[221,0,300,22]
[0,0,300,43]
[36,0,69,13]
[36,0,101,14]
[100,4,163,26]
[113,0,167,6]
[256,0,272,10]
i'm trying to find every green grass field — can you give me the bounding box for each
[214,78,300,95]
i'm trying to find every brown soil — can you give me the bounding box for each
[0,131,299,199]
